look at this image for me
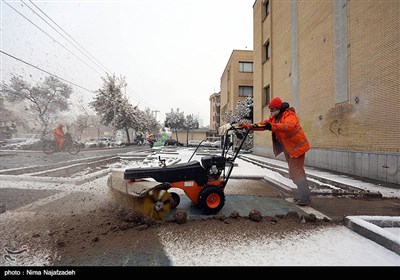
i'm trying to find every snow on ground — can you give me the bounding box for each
[132,148,400,264]
[1,147,399,266]
[158,225,400,266]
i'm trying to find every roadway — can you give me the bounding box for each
[0,145,149,171]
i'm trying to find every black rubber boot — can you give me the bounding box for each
[295,179,311,206]
[291,189,301,202]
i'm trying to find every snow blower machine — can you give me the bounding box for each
[107,123,251,220]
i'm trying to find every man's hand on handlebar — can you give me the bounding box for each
[239,123,270,131]
[240,123,254,129]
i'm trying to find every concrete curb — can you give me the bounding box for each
[344,216,400,255]
[238,154,387,197]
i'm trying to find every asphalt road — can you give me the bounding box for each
[0,145,150,171]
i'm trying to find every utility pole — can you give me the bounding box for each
[113,100,117,141]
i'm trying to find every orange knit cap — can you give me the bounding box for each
[268,97,282,108]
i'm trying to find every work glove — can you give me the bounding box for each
[264,122,272,131]
[252,122,272,131]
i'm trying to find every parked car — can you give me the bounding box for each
[164,138,183,146]
[210,140,221,148]
[83,140,98,148]
[188,140,201,147]
[131,138,144,145]
[114,140,125,146]
[97,137,111,147]
[200,140,211,147]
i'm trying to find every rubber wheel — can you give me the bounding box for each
[67,142,81,155]
[198,186,225,215]
[170,192,180,209]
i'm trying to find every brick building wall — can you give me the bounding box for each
[252,0,399,184]
[220,50,254,124]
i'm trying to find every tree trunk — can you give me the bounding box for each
[125,127,131,143]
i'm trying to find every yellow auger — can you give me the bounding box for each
[107,171,173,220]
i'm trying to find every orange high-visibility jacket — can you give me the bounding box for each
[54,127,65,147]
[260,108,310,158]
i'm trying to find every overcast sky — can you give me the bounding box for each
[1,0,254,125]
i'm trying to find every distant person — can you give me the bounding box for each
[146,134,156,148]
[54,124,65,149]
[244,97,311,206]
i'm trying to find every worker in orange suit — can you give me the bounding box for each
[54,124,65,149]
[243,97,311,206]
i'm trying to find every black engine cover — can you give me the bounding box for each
[124,160,208,186]
[201,156,226,170]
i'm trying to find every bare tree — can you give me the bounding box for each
[139,107,160,135]
[125,108,159,144]
[90,74,126,127]
[1,74,72,135]
[91,73,151,143]
[222,96,253,124]
[164,108,185,142]
[0,95,28,139]
[221,96,254,150]
[113,99,140,144]
[183,114,199,145]
[68,99,93,140]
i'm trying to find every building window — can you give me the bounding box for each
[263,85,270,106]
[263,40,270,63]
[239,61,253,73]
[262,0,270,21]
[239,86,253,97]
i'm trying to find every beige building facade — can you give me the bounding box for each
[174,128,213,145]
[219,50,254,125]
[252,0,399,184]
[209,92,221,131]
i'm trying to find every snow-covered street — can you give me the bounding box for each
[1,147,399,267]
